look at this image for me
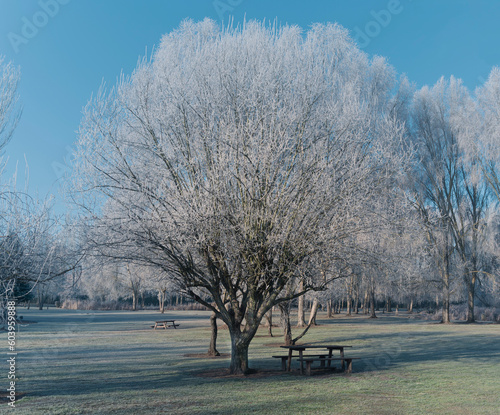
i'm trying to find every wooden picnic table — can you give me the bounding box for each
[279,344,352,373]
[153,320,179,330]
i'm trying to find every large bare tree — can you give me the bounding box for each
[71,20,407,373]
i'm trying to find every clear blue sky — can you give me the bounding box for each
[1,0,499,214]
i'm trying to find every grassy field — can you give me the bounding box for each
[2,307,499,414]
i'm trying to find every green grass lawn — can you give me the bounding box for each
[2,308,499,414]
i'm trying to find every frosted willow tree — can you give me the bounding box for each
[409,79,465,324]
[72,19,406,374]
[452,69,499,321]
[409,77,492,323]
[0,189,77,310]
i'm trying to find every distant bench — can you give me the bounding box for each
[152,320,179,330]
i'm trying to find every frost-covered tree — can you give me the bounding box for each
[408,78,463,323]
[451,69,500,320]
[409,77,493,323]
[72,20,408,374]
[0,188,76,320]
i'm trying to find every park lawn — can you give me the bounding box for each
[3,308,499,415]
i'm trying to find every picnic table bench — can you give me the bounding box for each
[152,320,179,329]
[297,356,360,375]
[277,344,356,375]
[272,353,332,370]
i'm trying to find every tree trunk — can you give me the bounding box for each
[408,297,413,313]
[465,190,480,323]
[297,289,306,327]
[208,312,220,356]
[370,288,377,318]
[442,250,451,323]
[37,286,44,310]
[228,329,250,374]
[38,293,44,310]
[307,298,319,326]
[158,289,165,313]
[346,278,352,316]
[279,302,292,346]
[354,288,359,314]
[326,299,333,318]
[440,229,452,323]
[386,298,391,313]
[264,309,273,337]
[132,290,138,311]
[363,290,369,314]
[442,284,450,323]
[466,273,476,323]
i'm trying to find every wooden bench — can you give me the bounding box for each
[152,320,179,329]
[273,354,329,371]
[297,357,360,375]
[272,355,290,371]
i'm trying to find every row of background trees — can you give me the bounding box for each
[1,20,499,374]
